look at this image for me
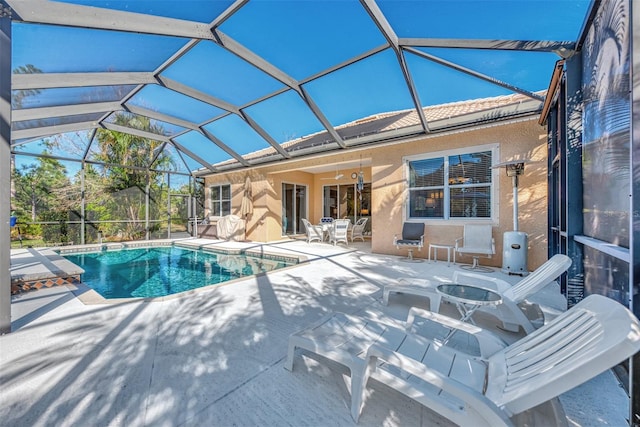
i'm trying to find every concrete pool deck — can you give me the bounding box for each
[1,238,630,426]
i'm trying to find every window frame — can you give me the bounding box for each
[321,181,372,223]
[403,143,499,224]
[209,183,231,218]
[281,181,308,235]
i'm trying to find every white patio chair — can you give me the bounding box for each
[350,217,368,242]
[455,224,495,271]
[329,218,350,245]
[301,218,323,243]
[318,217,334,241]
[383,254,572,333]
[286,294,640,426]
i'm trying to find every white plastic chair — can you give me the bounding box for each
[301,218,323,243]
[350,217,368,242]
[455,224,495,271]
[286,294,640,426]
[393,222,425,260]
[383,254,572,333]
[329,218,350,245]
[285,310,508,424]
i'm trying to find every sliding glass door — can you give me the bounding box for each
[322,183,371,233]
[282,183,307,235]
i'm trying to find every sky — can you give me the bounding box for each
[10,0,593,172]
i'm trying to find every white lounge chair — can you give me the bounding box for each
[329,218,350,245]
[286,294,640,426]
[350,217,368,242]
[285,310,508,422]
[383,254,572,333]
[455,224,495,271]
[301,218,323,243]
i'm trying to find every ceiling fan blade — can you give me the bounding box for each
[320,171,343,180]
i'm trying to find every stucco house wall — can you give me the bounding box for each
[370,117,547,270]
[204,116,548,270]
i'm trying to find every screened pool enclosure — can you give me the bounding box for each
[3,1,640,419]
[3,0,594,247]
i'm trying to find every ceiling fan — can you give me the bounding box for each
[321,167,344,180]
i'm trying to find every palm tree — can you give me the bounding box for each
[90,113,174,240]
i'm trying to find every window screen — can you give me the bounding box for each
[408,149,492,219]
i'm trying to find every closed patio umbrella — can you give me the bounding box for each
[240,175,253,217]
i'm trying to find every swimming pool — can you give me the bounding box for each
[63,245,297,299]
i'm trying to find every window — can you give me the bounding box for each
[407,148,494,220]
[322,182,372,223]
[210,184,231,217]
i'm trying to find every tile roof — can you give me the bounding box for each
[212,91,545,169]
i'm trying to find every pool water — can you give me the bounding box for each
[64,246,294,299]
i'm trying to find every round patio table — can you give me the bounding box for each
[436,283,502,342]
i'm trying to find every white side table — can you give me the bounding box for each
[428,243,455,266]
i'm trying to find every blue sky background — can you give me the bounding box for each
[12,0,593,172]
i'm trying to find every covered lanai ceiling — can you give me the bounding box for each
[5,0,595,177]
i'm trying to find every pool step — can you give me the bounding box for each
[10,247,84,295]
[12,275,82,295]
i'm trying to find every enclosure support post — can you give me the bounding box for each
[166,173,171,238]
[0,1,12,334]
[564,55,584,299]
[630,0,640,422]
[80,163,85,244]
[145,171,150,240]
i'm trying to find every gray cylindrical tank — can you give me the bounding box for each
[502,231,529,276]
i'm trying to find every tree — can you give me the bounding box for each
[12,150,74,243]
[13,153,70,221]
[89,113,175,240]
[12,64,42,109]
